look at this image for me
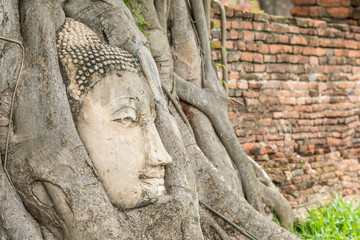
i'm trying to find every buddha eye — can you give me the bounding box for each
[111,107,138,127]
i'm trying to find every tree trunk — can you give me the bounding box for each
[0,0,299,239]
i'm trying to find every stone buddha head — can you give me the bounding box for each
[57,18,172,210]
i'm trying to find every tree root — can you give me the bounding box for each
[212,0,229,96]
[248,157,295,228]
[175,73,265,213]
[200,208,232,240]
[162,83,195,137]
[200,200,256,240]
[175,72,296,228]
[0,36,24,187]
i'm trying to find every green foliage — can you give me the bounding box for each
[211,44,228,55]
[293,196,360,239]
[221,80,228,88]
[122,0,150,38]
[211,22,221,32]
[250,0,264,13]
[216,63,227,70]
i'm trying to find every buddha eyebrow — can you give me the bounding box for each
[105,96,139,114]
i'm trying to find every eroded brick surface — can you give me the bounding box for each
[212,7,360,212]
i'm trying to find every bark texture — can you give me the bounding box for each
[0,0,299,239]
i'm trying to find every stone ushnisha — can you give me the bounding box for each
[57,18,141,117]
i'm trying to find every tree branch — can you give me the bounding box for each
[200,200,257,240]
[155,0,171,30]
[213,0,229,96]
[162,83,195,137]
[0,37,24,187]
[175,71,264,213]
[203,0,211,35]
[190,0,224,93]
[174,72,209,110]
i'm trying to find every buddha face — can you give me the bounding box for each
[77,71,172,210]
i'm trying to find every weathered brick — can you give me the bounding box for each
[242,91,260,98]
[258,43,269,54]
[292,0,317,4]
[227,51,241,62]
[237,41,246,50]
[344,40,358,49]
[237,80,249,89]
[233,20,253,30]
[253,22,264,31]
[295,105,313,112]
[248,81,263,89]
[241,52,253,62]
[307,38,318,48]
[269,44,293,54]
[243,31,255,41]
[244,43,256,52]
[225,7,234,17]
[253,13,269,21]
[332,39,344,48]
[309,6,323,17]
[225,41,233,49]
[266,34,280,43]
[266,64,287,73]
[327,7,350,18]
[290,55,308,64]
[318,0,341,6]
[290,35,308,45]
[288,26,300,33]
[253,53,264,63]
[265,23,288,33]
[254,64,266,72]
[326,137,343,146]
[337,81,355,88]
[291,7,309,16]
[246,98,260,105]
[296,18,309,27]
[309,56,319,64]
[279,35,290,44]
[303,47,327,56]
[264,55,277,62]
[234,10,255,19]
[293,46,304,54]
[307,19,328,28]
[255,32,267,41]
[334,49,344,56]
[228,79,237,89]
[319,38,332,47]
[348,50,360,57]
[229,72,239,80]
[230,30,239,39]
[342,0,351,6]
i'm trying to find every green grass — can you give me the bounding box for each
[293,196,360,240]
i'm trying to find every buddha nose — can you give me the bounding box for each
[144,122,172,167]
[147,142,172,167]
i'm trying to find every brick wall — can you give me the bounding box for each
[211,8,360,213]
[217,0,259,12]
[291,0,360,25]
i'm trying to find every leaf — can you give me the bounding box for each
[216,63,227,70]
[211,22,221,32]
[220,46,228,55]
